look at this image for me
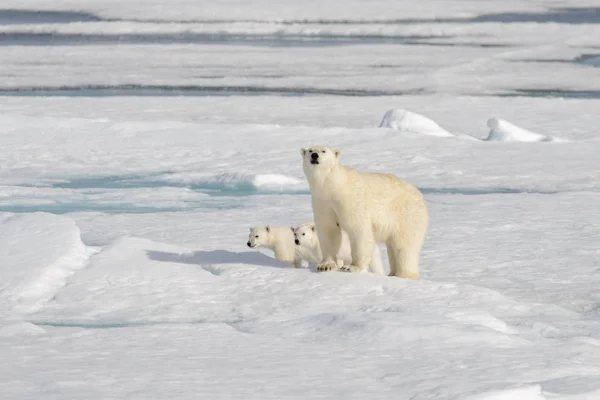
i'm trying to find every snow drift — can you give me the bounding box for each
[484,117,564,143]
[379,108,455,137]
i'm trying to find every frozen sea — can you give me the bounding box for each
[0,1,599,399]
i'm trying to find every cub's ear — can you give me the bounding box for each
[311,225,315,232]
[249,227,253,232]
[265,226,270,233]
[334,149,341,159]
[290,226,295,232]
[300,148,307,157]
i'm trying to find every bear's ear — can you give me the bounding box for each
[290,226,295,232]
[249,227,253,232]
[334,149,341,159]
[311,225,315,232]
[300,148,307,157]
[265,226,270,233]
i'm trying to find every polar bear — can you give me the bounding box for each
[300,145,429,279]
[247,225,313,268]
[292,222,385,275]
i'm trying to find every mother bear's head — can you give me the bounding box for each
[300,145,341,170]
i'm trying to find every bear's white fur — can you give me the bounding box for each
[300,145,429,279]
[247,225,313,268]
[292,222,385,275]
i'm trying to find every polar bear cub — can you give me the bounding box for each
[292,222,385,275]
[300,145,429,279]
[247,225,312,268]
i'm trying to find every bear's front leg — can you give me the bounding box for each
[340,221,374,274]
[313,209,342,272]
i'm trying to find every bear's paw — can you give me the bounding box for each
[340,265,367,274]
[317,260,340,272]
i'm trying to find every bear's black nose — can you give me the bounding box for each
[247,242,252,247]
[295,239,300,245]
[311,152,319,160]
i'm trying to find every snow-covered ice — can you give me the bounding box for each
[1,0,600,399]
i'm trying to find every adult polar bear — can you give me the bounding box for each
[301,145,429,279]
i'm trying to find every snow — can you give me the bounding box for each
[1,0,600,399]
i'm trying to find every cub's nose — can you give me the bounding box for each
[311,152,319,160]
[246,241,252,247]
[295,239,300,245]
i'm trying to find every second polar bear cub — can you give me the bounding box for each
[301,145,429,279]
[247,225,314,268]
[292,222,384,275]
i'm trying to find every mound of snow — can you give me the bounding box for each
[484,118,563,143]
[379,108,455,137]
[251,174,305,191]
[206,172,309,193]
[160,172,309,194]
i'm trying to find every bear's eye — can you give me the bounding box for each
[302,233,305,236]
[322,150,326,153]
[255,235,259,238]
[308,149,312,153]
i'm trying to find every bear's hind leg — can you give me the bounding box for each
[386,242,398,276]
[387,236,420,279]
[389,204,429,279]
[368,244,385,275]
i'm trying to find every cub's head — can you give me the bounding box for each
[291,223,318,248]
[300,146,341,173]
[247,226,271,248]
